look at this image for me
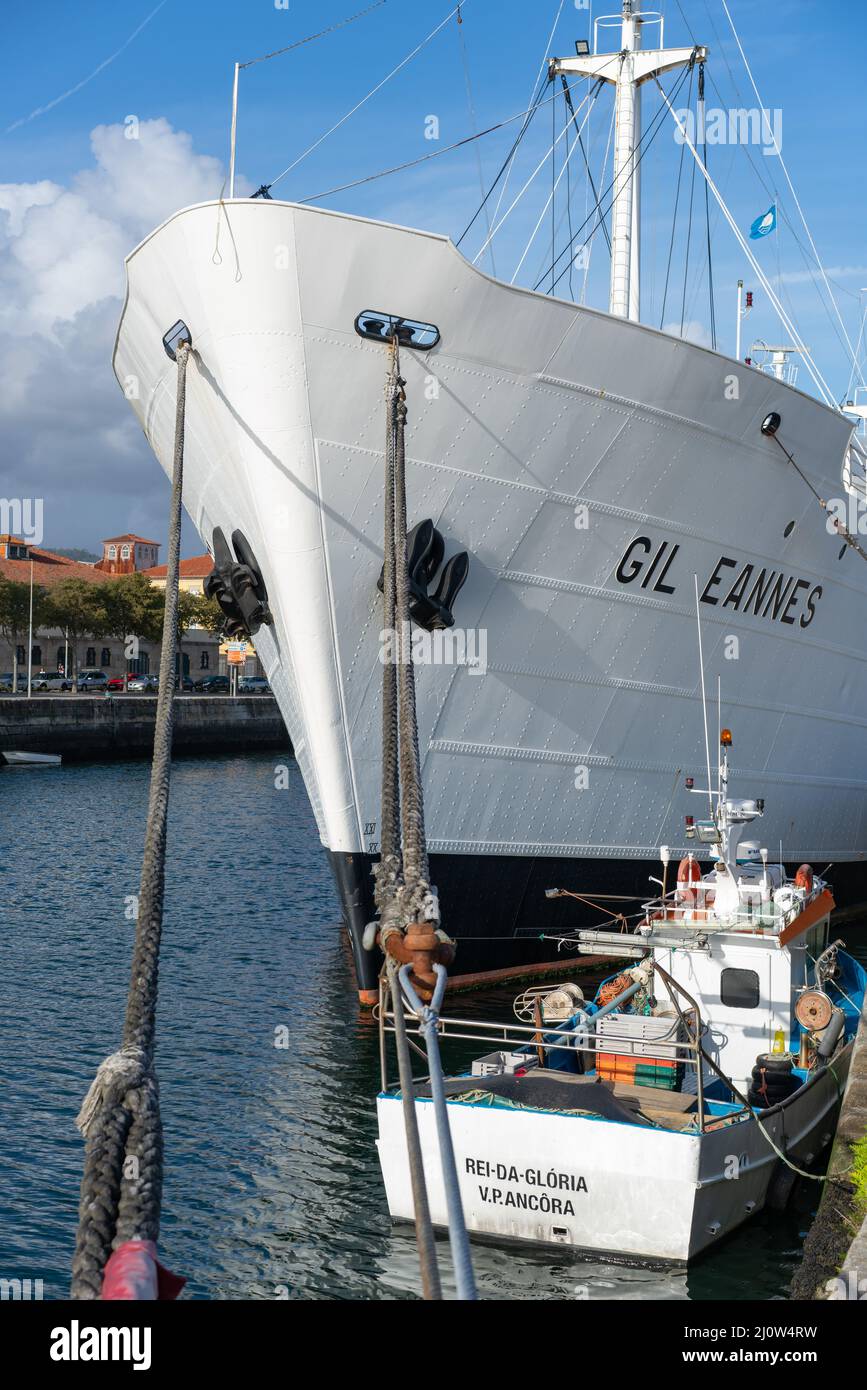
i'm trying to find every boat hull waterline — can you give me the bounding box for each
[376,1042,850,1264]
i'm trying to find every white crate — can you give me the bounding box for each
[596,1011,683,1060]
[471,1050,538,1076]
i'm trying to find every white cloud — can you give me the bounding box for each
[0,119,226,549]
[771,266,867,291]
[661,318,713,348]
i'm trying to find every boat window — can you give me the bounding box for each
[720,967,760,1009]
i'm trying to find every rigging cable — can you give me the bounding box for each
[565,85,574,300]
[454,3,496,274]
[561,75,611,255]
[456,74,548,247]
[536,59,696,295]
[475,50,623,268]
[551,69,556,295]
[675,0,863,387]
[487,0,566,241]
[238,1,387,67]
[473,80,604,266]
[266,2,470,192]
[298,73,591,224]
[764,427,867,565]
[720,0,865,392]
[511,80,603,285]
[301,85,554,204]
[655,80,836,406]
[679,78,699,337]
[659,62,694,327]
[699,63,717,348]
[584,99,616,303]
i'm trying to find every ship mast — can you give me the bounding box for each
[551,2,707,322]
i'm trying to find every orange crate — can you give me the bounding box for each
[596,1053,636,1083]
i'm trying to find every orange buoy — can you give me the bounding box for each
[794,863,814,892]
[677,856,701,884]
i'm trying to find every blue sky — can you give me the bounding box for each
[2,0,865,552]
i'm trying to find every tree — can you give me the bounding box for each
[101,574,164,684]
[44,580,109,687]
[0,576,48,691]
[187,589,222,634]
[176,590,205,687]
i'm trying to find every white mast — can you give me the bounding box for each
[551,2,706,321]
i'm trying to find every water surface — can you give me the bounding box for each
[1,753,862,1299]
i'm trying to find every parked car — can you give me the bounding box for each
[106,675,127,691]
[76,669,109,689]
[238,676,271,695]
[33,671,73,691]
[193,674,230,694]
[127,674,158,692]
[174,674,194,692]
[0,672,22,693]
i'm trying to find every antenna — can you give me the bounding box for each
[694,574,714,816]
[717,672,722,807]
[229,62,240,198]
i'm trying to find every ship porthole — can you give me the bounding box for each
[783,520,795,537]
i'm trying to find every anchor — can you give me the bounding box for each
[377,518,469,631]
[204,528,274,638]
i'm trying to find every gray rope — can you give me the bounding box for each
[388,346,439,929]
[400,964,478,1300]
[387,960,442,1299]
[71,341,190,1298]
[372,344,403,932]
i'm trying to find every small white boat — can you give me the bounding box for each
[1,750,62,766]
[376,729,866,1264]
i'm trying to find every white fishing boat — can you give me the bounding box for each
[112,2,867,996]
[1,750,62,767]
[376,727,866,1263]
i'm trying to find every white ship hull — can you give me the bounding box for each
[114,199,865,993]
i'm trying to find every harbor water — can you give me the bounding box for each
[2,751,864,1300]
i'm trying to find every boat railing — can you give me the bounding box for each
[378,960,715,1131]
[641,882,821,935]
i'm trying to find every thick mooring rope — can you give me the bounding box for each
[389,349,439,930]
[71,342,190,1299]
[372,345,403,930]
[373,341,475,1300]
[373,342,439,934]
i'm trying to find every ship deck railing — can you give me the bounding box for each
[377,966,759,1134]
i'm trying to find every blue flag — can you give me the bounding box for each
[750,203,777,239]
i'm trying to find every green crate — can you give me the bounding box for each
[634,1061,682,1090]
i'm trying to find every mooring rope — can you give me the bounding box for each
[400,965,478,1300]
[386,960,442,1300]
[70,341,190,1299]
[372,340,474,1298]
[372,345,403,934]
[389,348,438,931]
